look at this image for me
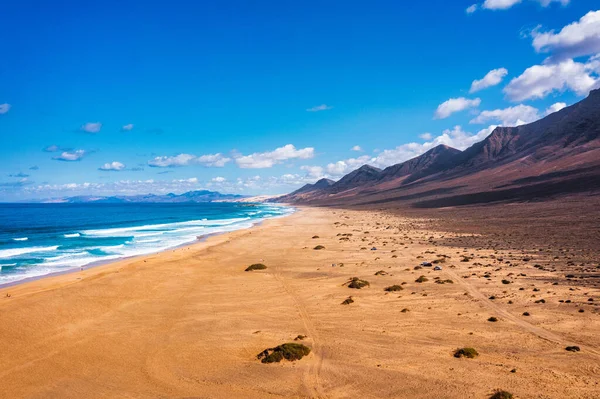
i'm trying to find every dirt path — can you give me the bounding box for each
[444,267,600,357]
[273,265,327,398]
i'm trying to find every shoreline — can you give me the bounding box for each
[0,205,598,398]
[0,208,294,293]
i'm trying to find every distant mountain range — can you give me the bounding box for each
[277,88,600,208]
[37,190,246,204]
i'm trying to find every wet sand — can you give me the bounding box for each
[0,206,598,398]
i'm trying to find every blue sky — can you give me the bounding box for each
[1,0,599,200]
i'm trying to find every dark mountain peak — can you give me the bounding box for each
[378,145,462,183]
[329,164,382,193]
[289,183,315,195]
[457,88,600,169]
[429,144,460,154]
[356,164,381,173]
[313,178,335,188]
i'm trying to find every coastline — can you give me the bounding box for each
[0,208,295,296]
[0,205,294,290]
[0,206,598,399]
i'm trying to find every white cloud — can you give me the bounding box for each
[196,153,231,167]
[483,0,522,9]
[22,178,207,198]
[81,122,102,133]
[99,161,126,171]
[122,124,134,131]
[306,104,333,112]
[0,103,11,114]
[470,68,508,93]
[504,58,599,101]
[44,145,60,152]
[532,10,600,61]
[545,102,567,115]
[300,165,326,179]
[147,153,230,168]
[53,150,87,162]
[148,154,195,167]
[308,125,497,176]
[482,0,569,10]
[419,133,433,140]
[470,104,540,126]
[371,125,497,168]
[235,144,315,169]
[211,176,226,183]
[173,177,198,184]
[434,97,481,119]
[351,145,363,151]
[326,155,373,177]
[466,4,478,13]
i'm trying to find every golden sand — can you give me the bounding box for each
[0,207,598,398]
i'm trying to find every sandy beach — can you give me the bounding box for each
[0,206,599,399]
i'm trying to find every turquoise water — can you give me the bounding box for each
[0,202,292,285]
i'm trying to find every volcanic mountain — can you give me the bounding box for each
[280,88,600,207]
[377,144,462,184]
[328,165,382,193]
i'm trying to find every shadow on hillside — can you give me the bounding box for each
[413,175,600,208]
[358,186,466,205]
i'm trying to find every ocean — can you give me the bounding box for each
[0,202,293,285]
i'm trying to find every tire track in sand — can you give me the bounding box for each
[272,266,326,398]
[444,268,600,357]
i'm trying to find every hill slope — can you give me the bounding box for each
[281,89,600,207]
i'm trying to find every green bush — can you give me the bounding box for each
[415,276,428,283]
[489,390,513,399]
[313,245,326,250]
[454,347,479,359]
[341,296,354,305]
[257,343,311,363]
[245,263,267,271]
[384,285,403,292]
[347,277,370,289]
[488,316,498,322]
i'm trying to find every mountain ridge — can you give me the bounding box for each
[34,190,246,204]
[278,88,600,207]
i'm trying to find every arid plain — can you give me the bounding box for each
[0,205,599,399]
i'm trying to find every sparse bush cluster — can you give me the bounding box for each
[384,285,403,292]
[454,347,479,359]
[257,343,311,363]
[346,277,370,289]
